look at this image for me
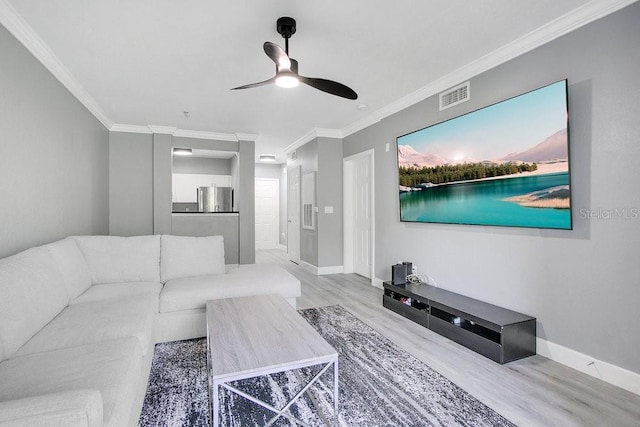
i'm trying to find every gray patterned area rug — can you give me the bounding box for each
[140,305,515,426]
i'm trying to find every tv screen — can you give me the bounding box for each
[397,80,571,229]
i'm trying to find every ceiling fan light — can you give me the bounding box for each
[173,147,192,156]
[259,154,277,162]
[275,74,299,88]
[277,58,291,69]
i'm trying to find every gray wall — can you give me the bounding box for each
[230,152,240,212]
[153,134,173,234]
[317,138,343,267]
[343,3,640,374]
[238,139,255,264]
[279,165,287,247]
[288,141,319,265]
[0,24,109,258]
[109,132,153,236]
[287,138,343,268]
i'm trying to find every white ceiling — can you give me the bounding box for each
[1,0,634,162]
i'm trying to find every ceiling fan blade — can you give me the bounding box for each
[263,42,291,69]
[299,76,358,100]
[231,76,276,90]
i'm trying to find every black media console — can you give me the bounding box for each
[383,281,536,364]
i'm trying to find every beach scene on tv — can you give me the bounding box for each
[398,80,571,229]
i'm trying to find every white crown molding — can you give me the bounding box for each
[284,129,321,153]
[315,128,344,139]
[341,0,639,138]
[0,0,113,129]
[146,125,177,135]
[174,129,237,141]
[284,127,345,154]
[235,133,259,142]
[341,111,384,139]
[109,124,152,134]
[109,125,258,142]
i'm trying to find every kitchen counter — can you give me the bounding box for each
[170,213,239,263]
[172,211,239,215]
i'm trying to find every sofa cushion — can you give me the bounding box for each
[160,235,225,283]
[159,265,301,313]
[0,337,142,427]
[0,246,68,359]
[0,389,103,427]
[14,296,156,357]
[44,238,92,300]
[72,235,161,284]
[70,282,163,312]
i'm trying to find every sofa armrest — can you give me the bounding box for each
[0,390,103,427]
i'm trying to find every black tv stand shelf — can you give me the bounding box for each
[383,281,536,364]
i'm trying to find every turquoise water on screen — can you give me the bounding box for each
[399,172,571,229]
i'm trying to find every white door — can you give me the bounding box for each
[287,165,301,264]
[255,178,279,250]
[344,150,374,280]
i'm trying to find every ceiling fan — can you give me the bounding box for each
[231,17,358,100]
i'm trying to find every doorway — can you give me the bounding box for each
[255,178,279,250]
[343,150,374,283]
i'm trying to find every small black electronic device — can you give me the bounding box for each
[391,263,407,285]
[402,261,413,276]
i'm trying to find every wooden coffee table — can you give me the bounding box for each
[206,294,339,426]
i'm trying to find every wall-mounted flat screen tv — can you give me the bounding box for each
[397,80,571,229]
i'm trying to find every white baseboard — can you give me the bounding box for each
[298,260,316,274]
[278,244,287,251]
[536,337,640,396]
[299,260,343,275]
[318,265,343,275]
[373,277,384,289]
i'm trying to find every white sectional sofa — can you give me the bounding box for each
[0,234,300,427]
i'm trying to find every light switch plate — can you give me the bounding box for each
[324,206,334,214]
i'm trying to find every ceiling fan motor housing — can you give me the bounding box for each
[277,17,296,39]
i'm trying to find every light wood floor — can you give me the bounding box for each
[256,249,640,427]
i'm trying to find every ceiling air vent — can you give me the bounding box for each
[439,81,470,111]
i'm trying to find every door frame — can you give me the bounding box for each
[287,165,301,264]
[343,149,375,286]
[254,177,280,250]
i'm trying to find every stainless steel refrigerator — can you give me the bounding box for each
[197,186,234,212]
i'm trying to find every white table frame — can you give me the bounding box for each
[206,295,339,427]
[210,355,338,427]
